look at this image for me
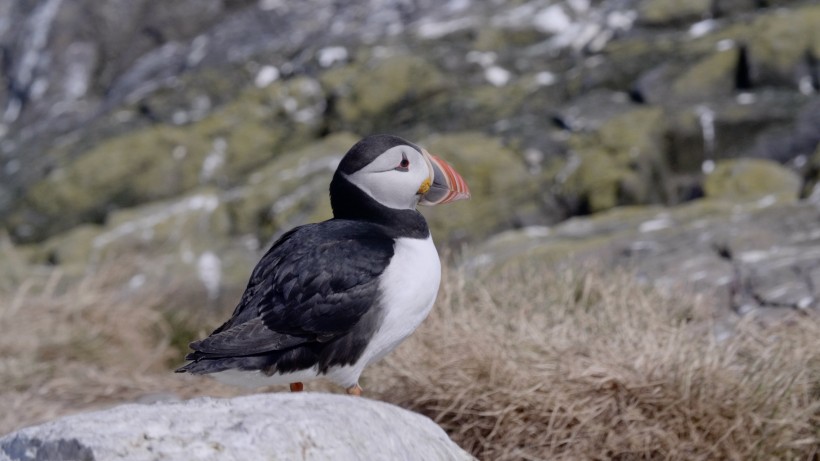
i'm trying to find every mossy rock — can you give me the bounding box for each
[134,69,247,125]
[25,125,214,228]
[638,0,711,25]
[0,231,37,293]
[746,6,820,86]
[321,55,448,133]
[598,36,679,91]
[703,158,801,203]
[714,0,758,15]
[30,224,104,268]
[29,190,232,267]
[18,77,325,242]
[186,76,326,182]
[472,27,548,52]
[26,190,257,298]
[689,5,820,87]
[459,82,535,122]
[227,133,360,243]
[467,205,666,272]
[671,49,738,102]
[418,132,540,243]
[557,108,670,213]
[799,143,820,197]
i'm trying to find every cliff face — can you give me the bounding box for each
[1,0,819,245]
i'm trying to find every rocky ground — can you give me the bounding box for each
[1,0,819,458]
[1,0,818,310]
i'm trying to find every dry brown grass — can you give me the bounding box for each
[372,265,820,460]
[1,260,819,460]
[0,264,250,432]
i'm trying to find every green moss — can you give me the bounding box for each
[671,50,737,101]
[32,224,103,267]
[747,6,820,79]
[321,55,447,133]
[228,133,359,242]
[480,206,665,272]
[688,5,820,84]
[419,133,539,242]
[462,83,531,120]
[472,27,547,52]
[638,0,711,24]
[138,69,243,122]
[703,159,801,203]
[22,77,325,241]
[559,108,669,213]
[0,232,36,292]
[27,125,212,223]
[575,149,623,212]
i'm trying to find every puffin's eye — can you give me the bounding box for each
[394,153,410,171]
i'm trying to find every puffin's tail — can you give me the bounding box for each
[174,362,196,374]
[174,350,208,374]
[174,353,269,374]
[174,358,234,374]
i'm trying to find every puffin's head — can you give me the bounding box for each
[332,135,470,212]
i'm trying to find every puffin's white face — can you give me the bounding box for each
[344,144,432,210]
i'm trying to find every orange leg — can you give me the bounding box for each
[289,382,304,392]
[346,384,362,396]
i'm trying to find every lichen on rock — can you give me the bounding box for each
[703,158,802,203]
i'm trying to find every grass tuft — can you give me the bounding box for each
[368,266,820,460]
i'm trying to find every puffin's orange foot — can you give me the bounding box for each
[346,384,362,396]
[289,382,304,392]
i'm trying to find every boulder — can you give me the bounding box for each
[0,393,473,461]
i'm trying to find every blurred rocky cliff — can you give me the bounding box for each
[1,0,819,314]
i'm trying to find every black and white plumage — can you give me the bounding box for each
[176,135,470,395]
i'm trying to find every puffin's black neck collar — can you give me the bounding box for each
[329,172,430,240]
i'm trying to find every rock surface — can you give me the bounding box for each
[0,393,473,461]
[467,197,820,319]
[0,0,817,362]
[2,0,820,245]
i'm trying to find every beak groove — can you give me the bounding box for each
[419,150,470,206]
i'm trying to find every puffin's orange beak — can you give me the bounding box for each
[418,150,470,206]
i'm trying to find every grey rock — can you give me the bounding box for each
[468,199,820,316]
[2,0,820,247]
[0,393,473,461]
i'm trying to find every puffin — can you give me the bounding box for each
[176,134,470,396]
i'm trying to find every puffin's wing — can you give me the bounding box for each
[255,220,395,338]
[188,221,394,358]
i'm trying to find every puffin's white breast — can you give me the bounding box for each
[365,235,441,364]
[327,235,441,388]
